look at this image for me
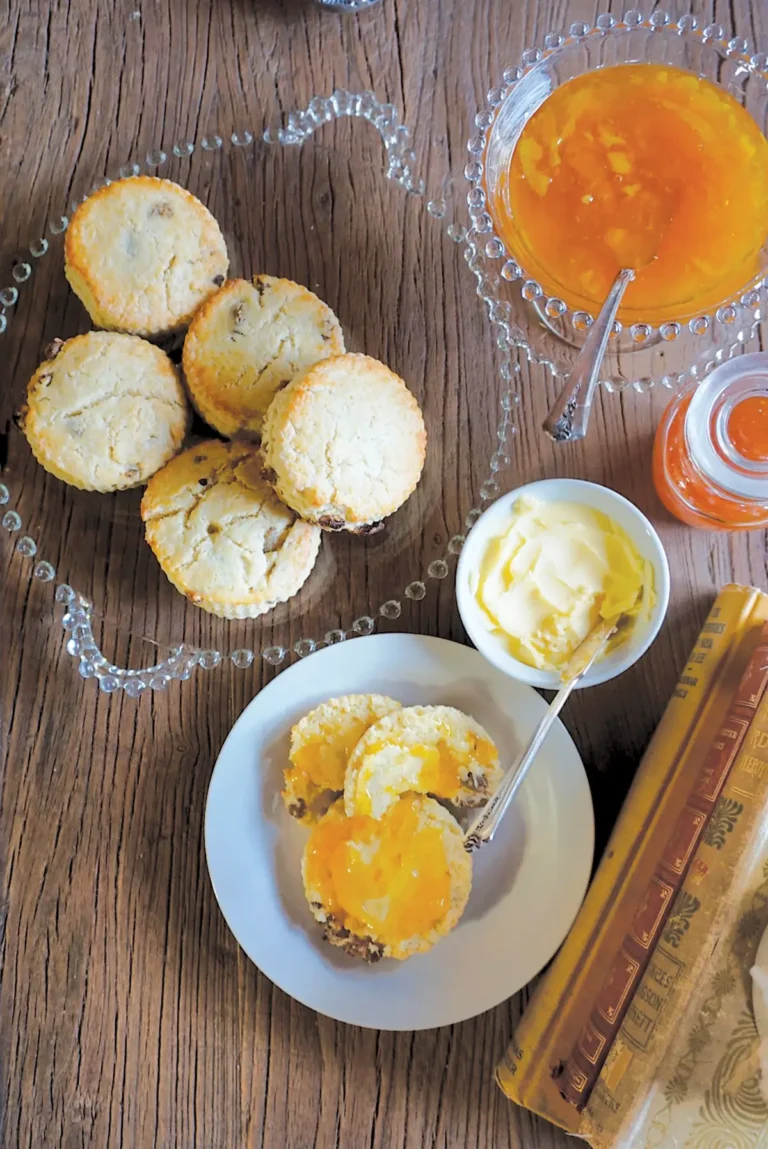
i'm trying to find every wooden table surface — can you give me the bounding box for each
[2,1,768,1146]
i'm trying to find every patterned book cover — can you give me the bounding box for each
[559,623,768,1110]
[496,585,768,1136]
[582,675,768,1146]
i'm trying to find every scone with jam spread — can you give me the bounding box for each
[344,704,502,819]
[141,440,321,618]
[302,793,472,961]
[260,353,426,533]
[18,331,189,492]
[182,276,345,439]
[283,694,401,824]
[65,176,228,338]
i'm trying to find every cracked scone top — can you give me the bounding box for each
[18,332,190,492]
[344,705,502,819]
[141,439,321,619]
[260,353,427,531]
[302,794,472,962]
[182,276,345,438]
[65,176,229,337]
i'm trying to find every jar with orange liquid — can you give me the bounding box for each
[653,354,768,530]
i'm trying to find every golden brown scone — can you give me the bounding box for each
[18,332,189,492]
[141,439,321,618]
[302,794,472,961]
[182,276,345,438]
[282,694,402,824]
[343,704,502,819]
[260,353,427,533]
[65,176,228,337]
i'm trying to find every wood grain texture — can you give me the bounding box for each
[1,1,767,1146]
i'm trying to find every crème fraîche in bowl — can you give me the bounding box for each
[456,479,670,689]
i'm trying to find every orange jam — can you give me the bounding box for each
[653,384,768,530]
[490,63,768,323]
[727,394,768,462]
[304,796,452,947]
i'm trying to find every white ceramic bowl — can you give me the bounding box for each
[455,479,670,689]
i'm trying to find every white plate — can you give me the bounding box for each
[204,633,594,1030]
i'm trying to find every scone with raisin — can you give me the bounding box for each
[141,440,321,618]
[302,794,472,962]
[282,694,401,824]
[182,276,345,438]
[18,331,189,492]
[344,705,502,819]
[260,353,426,533]
[65,176,228,338]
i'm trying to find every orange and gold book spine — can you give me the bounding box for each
[496,585,768,1135]
[560,622,768,1108]
[583,666,768,1146]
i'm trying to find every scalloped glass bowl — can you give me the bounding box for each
[0,93,521,695]
[464,11,768,390]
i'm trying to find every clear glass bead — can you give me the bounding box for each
[569,21,589,38]
[624,10,644,27]
[49,215,68,234]
[631,323,651,343]
[379,600,402,620]
[660,322,680,342]
[2,510,21,531]
[262,646,286,666]
[199,650,222,670]
[677,15,697,32]
[572,312,592,332]
[352,616,375,636]
[118,163,141,179]
[704,24,725,42]
[427,559,449,579]
[34,560,56,581]
[146,149,167,167]
[544,32,564,50]
[501,259,522,281]
[230,648,254,669]
[480,479,500,501]
[447,223,467,243]
[0,483,9,504]
[16,536,37,557]
[12,263,31,282]
[324,630,346,645]
[447,534,466,555]
[201,134,223,150]
[0,286,18,307]
[465,508,482,530]
[716,305,738,324]
[99,674,121,693]
[55,583,76,604]
[66,637,82,657]
[149,675,169,690]
[521,48,542,66]
[231,130,254,147]
[172,141,195,157]
[78,659,96,678]
[294,638,316,658]
[650,11,670,28]
[503,66,522,85]
[596,13,616,30]
[123,678,146,698]
[405,581,427,600]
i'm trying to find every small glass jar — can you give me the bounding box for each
[653,353,768,529]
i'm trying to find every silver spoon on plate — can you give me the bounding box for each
[463,613,624,853]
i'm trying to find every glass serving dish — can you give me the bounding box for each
[0,92,520,695]
[463,10,768,392]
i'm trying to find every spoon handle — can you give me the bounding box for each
[542,267,635,443]
[462,630,615,853]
